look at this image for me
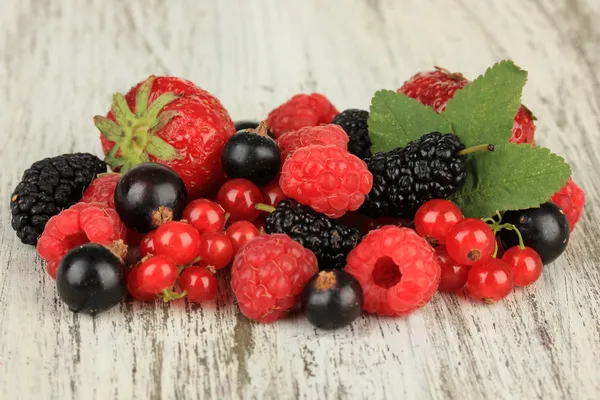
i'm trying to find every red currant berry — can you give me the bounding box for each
[154,221,201,265]
[501,246,543,286]
[467,258,514,303]
[180,266,218,303]
[446,218,495,266]
[139,231,156,258]
[137,255,178,294]
[261,180,287,207]
[436,246,470,293]
[198,232,234,270]
[183,199,226,234]
[216,178,263,222]
[127,267,156,301]
[226,221,260,254]
[415,199,463,245]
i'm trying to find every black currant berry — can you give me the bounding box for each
[499,202,570,265]
[114,162,187,233]
[56,243,126,314]
[222,121,281,186]
[234,120,260,131]
[301,269,364,330]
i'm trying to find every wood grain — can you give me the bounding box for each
[1,0,599,399]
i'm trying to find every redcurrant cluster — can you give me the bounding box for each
[414,199,544,303]
[127,180,278,303]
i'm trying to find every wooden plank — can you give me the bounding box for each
[1,0,599,399]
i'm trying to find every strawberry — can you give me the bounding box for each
[398,67,536,145]
[95,76,235,199]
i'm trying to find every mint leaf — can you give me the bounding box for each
[451,143,571,218]
[442,60,527,147]
[368,90,451,153]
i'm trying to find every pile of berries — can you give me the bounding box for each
[9,70,585,331]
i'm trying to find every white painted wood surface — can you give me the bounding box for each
[1,0,599,399]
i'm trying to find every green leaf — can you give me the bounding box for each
[146,135,177,161]
[451,143,571,218]
[442,60,527,147]
[146,92,180,121]
[135,75,156,115]
[93,116,123,142]
[111,93,136,129]
[368,90,451,153]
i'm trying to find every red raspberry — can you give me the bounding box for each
[266,94,338,138]
[37,202,127,279]
[276,124,349,160]
[280,145,373,218]
[551,178,585,231]
[231,234,318,323]
[81,173,120,208]
[398,67,536,145]
[345,226,440,316]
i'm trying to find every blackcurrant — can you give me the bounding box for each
[114,162,187,233]
[56,243,126,314]
[234,120,260,131]
[499,202,570,265]
[301,269,364,330]
[222,122,281,186]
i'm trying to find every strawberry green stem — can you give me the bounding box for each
[255,203,276,213]
[457,144,495,156]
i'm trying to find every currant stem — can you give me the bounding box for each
[253,121,271,137]
[457,144,495,156]
[492,241,498,258]
[255,203,276,213]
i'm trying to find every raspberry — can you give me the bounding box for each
[398,67,536,145]
[345,226,440,316]
[81,173,121,208]
[276,124,349,160]
[36,202,127,279]
[280,145,373,218]
[231,234,318,322]
[331,109,372,159]
[266,93,338,138]
[359,132,466,218]
[551,178,585,231]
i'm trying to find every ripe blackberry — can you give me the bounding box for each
[359,132,466,218]
[264,199,362,270]
[10,153,107,245]
[331,109,372,159]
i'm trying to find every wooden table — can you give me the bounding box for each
[1,1,599,399]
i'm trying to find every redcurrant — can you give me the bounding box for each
[446,218,495,266]
[180,266,218,303]
[137,255,178,294]
[154,221,201,265]
[501,246,543,286]
[127,267,156,301]
[183,199,226,234]
[198,232,234,270]
[415,199,463,245]
[436,246,470,293]
[226,221,260,254]
[260,180,287,207]
[139,231,156,258]
[467,258,514,303]
[216,178,263,222]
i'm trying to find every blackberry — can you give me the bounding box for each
[331,109,372,159]
[10,153,106,245]
[264,200,362,270]
[360,132,466,218]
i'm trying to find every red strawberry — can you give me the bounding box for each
[398,67,536,145]
[95,76,235,199]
